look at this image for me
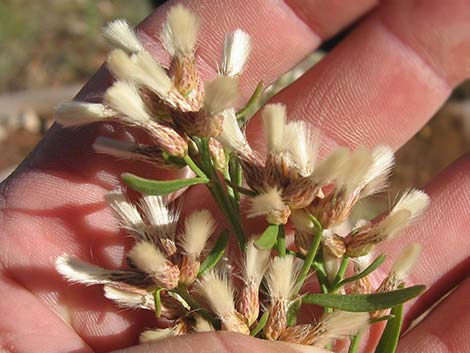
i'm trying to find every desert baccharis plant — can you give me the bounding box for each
[54,5,429,353]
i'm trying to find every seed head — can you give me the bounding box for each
[262,103,287,154]
[55,101,115,126]
[105,191,146,238]
[127,241,180,289]
[104,81,151,124]
[180,209,216,259]
[203,76,239,115]
[162,4,200,57]
[102,19,143,54]
[55,256,140,286]
[195,270,249,334]
[247,186,290,224]
[220,29,251,77]
[285,121,319,176]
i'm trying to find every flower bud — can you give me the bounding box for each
[238,283,260,327]
[179,255,200,286]
[264,299,288,340]
[146,121,188,158]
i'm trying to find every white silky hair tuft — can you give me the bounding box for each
[102,19,144,54]
[161,4,200,56]
[216,108,249,152]
[285,121,319,176]
[180,209,216,257]
[336,146,372,194]
[220,29,251,77]
[247,187,285,219]
[139,327,177,343]
[203,76,239,114]
[352,252,374,271]
[266,254,300,300]
[193,314,215,332]
[105,191,145,237]
[140,195,179,240]
[93,137,138,159]
[104,81,151,123]
[127,241,167,276]
[378,208,413,239]
[244,238,270,286]
[309,147,350,185]
[391,188,430,220]
[107,49,172,99]
[103,285,152,310]
[390,243,422,281]
[320,311,369,338]
[133,50,173,97]
[359,145,394,197]
[55,256,133,286]
[55,101,115,126]
[262,103,287,154]
[195,270,235,317]
[378,188,430,238]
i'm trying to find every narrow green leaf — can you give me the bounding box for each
[198,230,229,276]
[286,298,302,326]
[250,311,269,337]
[224,178,257,196]
[254,224,279,250]
[374,305,404,353]
[337,254,386,288]
[161,152,186,167]
[154,288,163,318]
[302,285,425,312]
[122,173,208,196]
[236,80,264,123]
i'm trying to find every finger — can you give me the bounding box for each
[396,279,470,353]
[377,155,470,327]
[0,272,93,353]
[111,331,325,353]
[78,0,378,102]
[248,0,470,153]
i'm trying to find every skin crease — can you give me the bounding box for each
[0,0,469,352]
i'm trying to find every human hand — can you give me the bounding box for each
[0,1,469,353]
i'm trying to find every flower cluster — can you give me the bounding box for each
[55,5,429,353]
[56,4,251,170]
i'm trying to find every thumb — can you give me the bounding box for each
[110,332,331,353]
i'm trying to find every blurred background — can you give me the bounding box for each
[0,0,468,211]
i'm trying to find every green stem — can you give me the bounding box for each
[223,157,237,211]
[224,179,257,196]
[228,154,243,207]
[293,216,323,295]
[348,331,364,353]
[234,156,243,204]
[172,285,215,324]
[317,271,330,294]
[183,154,207,179]
[236,80,264,125]
[332,256,350,291]
[277,224,286,257]
[199,138,246,249]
